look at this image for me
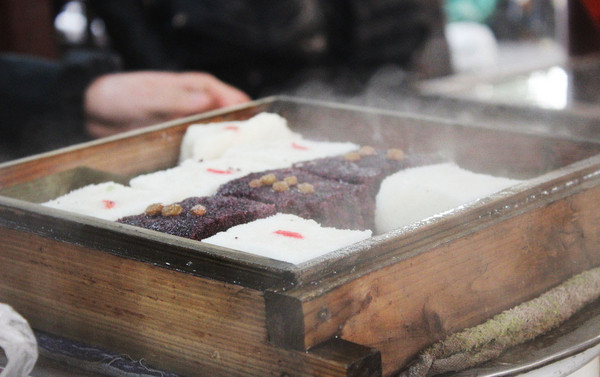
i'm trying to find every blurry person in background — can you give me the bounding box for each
[0,53,249,161]
[1,0,446,161]
[85,0,450,97]
[0,0,249,161]
[486,0,555,41]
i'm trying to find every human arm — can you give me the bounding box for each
[83,71,251,138]
[0,53,249,161]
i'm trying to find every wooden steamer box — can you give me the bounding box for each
[1,97,600,376]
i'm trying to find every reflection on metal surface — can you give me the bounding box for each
[450,300,600,377]
[526,66,569,109]
[471,66,569,110]
[418,42,600,118]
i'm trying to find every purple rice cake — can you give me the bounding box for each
[293,146,440,196]
[117,196,276,241]
[216,168,374,230]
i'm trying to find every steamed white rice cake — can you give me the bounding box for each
[375,163,522,233]
[129,158,271,202]
[203,213,372,264]
[221,139,359,168]
[42,182,167,221]
[179,112,300,162]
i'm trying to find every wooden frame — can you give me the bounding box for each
[1,97,600,376]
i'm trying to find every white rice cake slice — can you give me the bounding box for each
[375,162,522,233]
[42,182,167,221]
[203,213,372,264]
[130,158,272,203]
[221,139,359,169]
[179,112,301,162]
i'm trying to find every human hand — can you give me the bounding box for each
[84,71,250,138]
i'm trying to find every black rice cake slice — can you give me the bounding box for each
[292,147,409,195]
[117,196,276,241]
[216,168,374,230]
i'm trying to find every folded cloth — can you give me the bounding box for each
[36,331,179,377]
[405,266,600,377]
[0,303,38,377]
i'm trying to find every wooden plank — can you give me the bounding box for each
[266,176,600,376]
[308,338,381,377]
[0,105,266,188]
[2,96,600,193]
[0,125,182,188]
[0,227,265,376]
[0,226,381,377]
[288,158,600,287]
[274,98,600,179]
[0,200,296,290]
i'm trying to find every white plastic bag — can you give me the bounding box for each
[0,304,38,377]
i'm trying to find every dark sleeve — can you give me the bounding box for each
[89,0,175,70]
[0,52,120,160]
[0,54,63,160]
[0,55,60,138]
[322,0,433,67]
